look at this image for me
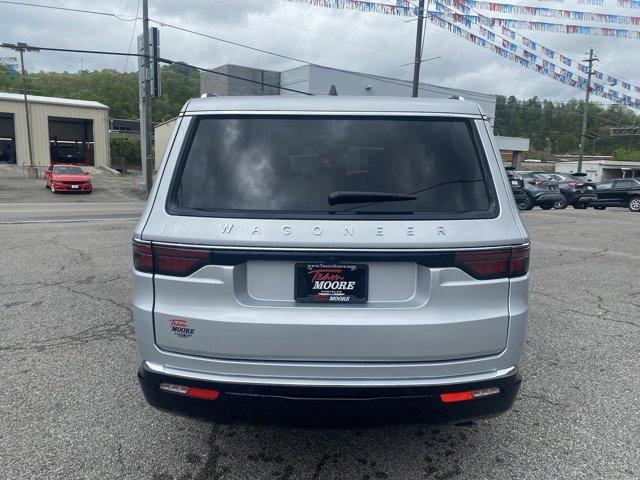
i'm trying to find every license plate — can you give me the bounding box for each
[511,180,519,186]
[587,186,593,190]
[71,185,79,189]
[294,263,368,304]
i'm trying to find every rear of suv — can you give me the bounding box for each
[517,171,563,210]
[133,96,530,423]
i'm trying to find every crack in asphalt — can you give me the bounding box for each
[194,425,226,480]
[531,289,639,329]
[0,319,134,353]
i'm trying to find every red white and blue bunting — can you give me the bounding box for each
[618,0,640,8]
[463,1,640,25]
[284,0,640,108]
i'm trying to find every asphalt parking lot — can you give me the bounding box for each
[1,208,639,479]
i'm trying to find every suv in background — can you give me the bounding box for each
[547,172,598,209]
[133,96,530,424]
[505,167,530,210]
[592,178,640,211]
[517,171,563,210]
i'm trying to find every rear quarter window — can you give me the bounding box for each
[168,115,498,220]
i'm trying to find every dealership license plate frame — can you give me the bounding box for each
[294,263,369,304]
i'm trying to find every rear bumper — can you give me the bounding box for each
[138,364,521,425]
[567,191,597,204]
[532,192,562,204]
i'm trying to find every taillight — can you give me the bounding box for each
[454,245,530,280]
[509,245,530,277]
[567,181,577,187]
[153,245,211,276]
[133,240,153,273]
[528,179,543,185]
[132,241,212,276]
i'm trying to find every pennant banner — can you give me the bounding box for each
[284,0,417,16]
[284,0,640,108]
[429,15,640,108]
[463,1,640,25]
[491,18,640,39]
[618,0,640,8]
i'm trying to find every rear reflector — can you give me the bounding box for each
[440,387,500,403]
[440,391,474,403]
[186,387,220,401]
[159,383,220,401]
[455,245,530,280]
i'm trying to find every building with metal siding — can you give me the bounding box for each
[0,92,109,168]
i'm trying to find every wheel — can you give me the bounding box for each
[517,195,534,211]
[573,204,588,209]
[629,196,640,212]
[593,206,606,210]
[540,204,553,210]
[554,193,569,210]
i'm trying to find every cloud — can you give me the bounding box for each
[0,0,638,103]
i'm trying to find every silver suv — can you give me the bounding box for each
[133,96,530,423]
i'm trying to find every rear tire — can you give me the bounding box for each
[629,196,640,212]
[540,204,553,210]
[44,181,49,189]
[517,195,534,211]
[554,193,569,210]
[593,206,606,210]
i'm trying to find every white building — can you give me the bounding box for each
[556,159,640,182]
[0,92,110,169]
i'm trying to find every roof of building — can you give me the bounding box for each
[183,95,486,116]
[559,159,640,167]
[0,92,108,109]
[281,64,497,102]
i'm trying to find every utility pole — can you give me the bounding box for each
[578,48,597,173]
[1,42,39,178]
[411,0,426,98]
[140,0,153,195]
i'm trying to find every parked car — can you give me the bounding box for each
[50,143,84,164]
[44,164,92,193]
[546,172,598,209]
[505,167,531,210]
[591,178,640,211]
[133,96,530,423]
[516,171,563,210]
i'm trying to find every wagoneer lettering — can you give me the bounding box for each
[133,96,529,423]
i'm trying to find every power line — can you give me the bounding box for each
[4,43,313,95]
[0,0,137,21]
[148,17,495,100]
[210,0,410,60]
[120,0,142,85]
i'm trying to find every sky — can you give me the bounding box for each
[1,0,640,103]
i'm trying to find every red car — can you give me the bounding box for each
[44,164,92,193]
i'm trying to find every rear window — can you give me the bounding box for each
[168,115,497,219]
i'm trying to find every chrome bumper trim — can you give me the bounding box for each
[143,361,516,388]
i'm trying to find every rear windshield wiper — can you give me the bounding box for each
[328,191,418,206]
